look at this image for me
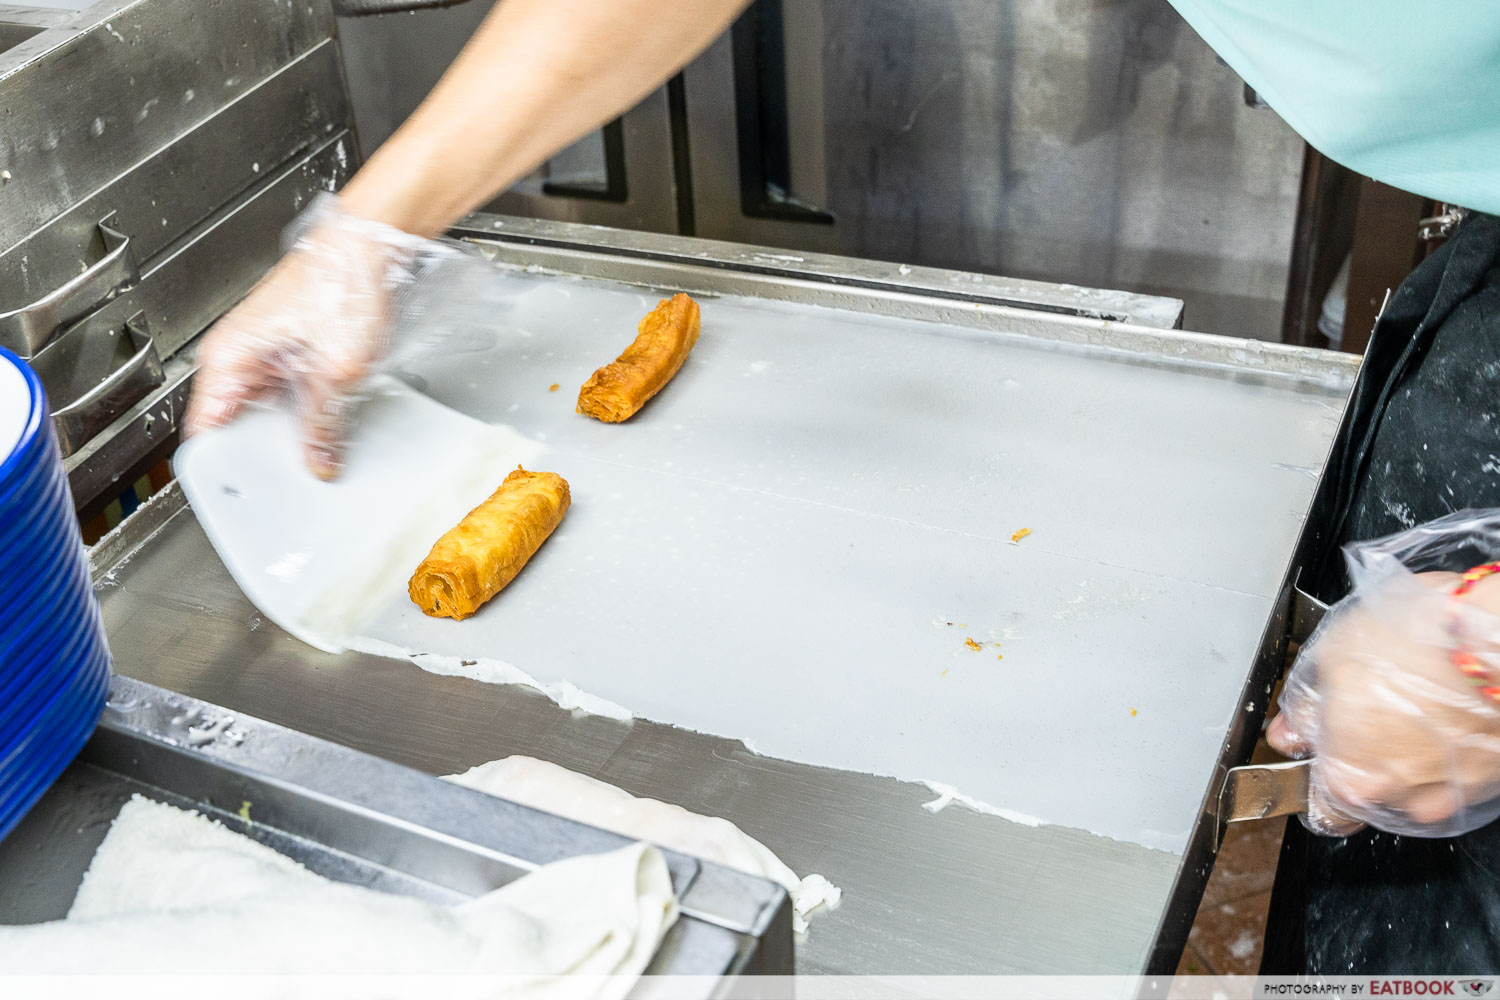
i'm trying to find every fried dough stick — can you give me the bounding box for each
[577,293,701,422]
[409,468,571,620]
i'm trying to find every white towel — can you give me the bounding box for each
[445,756,841,932]
[0,795,676,998]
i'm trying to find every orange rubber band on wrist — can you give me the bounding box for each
[1449,563,1500,702]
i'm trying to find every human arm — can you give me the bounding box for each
[338,0,749,234]
[185,0,750,477]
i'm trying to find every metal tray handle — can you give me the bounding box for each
[1219,759,1311,828]
[0,213,139,358]
[49,312,165,458]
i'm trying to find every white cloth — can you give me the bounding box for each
[445,756,840,932]
[0,795,676,998]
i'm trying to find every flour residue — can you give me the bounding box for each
[351,638,633,721]
[919,780,1044,827]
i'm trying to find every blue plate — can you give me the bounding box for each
[0,617,98,753]
[0,640,105,785]
[0,463,74,573]
[0,347,112,844]
[0,636,108,777]
[0,559,94,675]
[0,652,108,841]
[0,428,59,515]
[0,590,99,739]
[0,650,107,815]
[0,519,88,644]
[0,460,69,535]
[0,474,70,552]
[0,527,90,635]
[7,648,108,782]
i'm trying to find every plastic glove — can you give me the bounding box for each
[184,196,430,480]
[1268,510,1500,838]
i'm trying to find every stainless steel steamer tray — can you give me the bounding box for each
[0,676,792,983]
[89,217,1359,974]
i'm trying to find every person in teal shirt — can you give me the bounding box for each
[185,0,1500,974]
[1171,1,1500,216]
[1158,1,1500,976]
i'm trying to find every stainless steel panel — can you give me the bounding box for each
[486,92,681,235]
[0,4,88,18]
[0,19,43,53]
[0,38,353,305]
[0,6,76,55]
[0,675,792,981]
[333,0,491,155]
[0,0,338,253]
[682,0,1305,342]
[454,214,1188,329]
[336,1,681,233]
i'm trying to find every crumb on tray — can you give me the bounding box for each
[964,637,982,651]
[1011,528,1032,543]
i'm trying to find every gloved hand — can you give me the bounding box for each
[1268,513,1500,838]
[184,196,429,480]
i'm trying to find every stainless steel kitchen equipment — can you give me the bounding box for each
[0,0,358,514]
[0,0,1358,978]
[0,675,794,983]
[28,308,161,458]
[336,0,1304,341]
[69,214,1357,975]
[336,0,683,236]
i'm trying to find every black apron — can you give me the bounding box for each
[1262,212,1500,974]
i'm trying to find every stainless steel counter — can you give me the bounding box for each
[92,486,1182,974]
[88,218,1358,974]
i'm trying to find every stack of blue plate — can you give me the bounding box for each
[0,346,111,842]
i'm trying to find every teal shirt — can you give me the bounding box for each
[1169,0,1500,213]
